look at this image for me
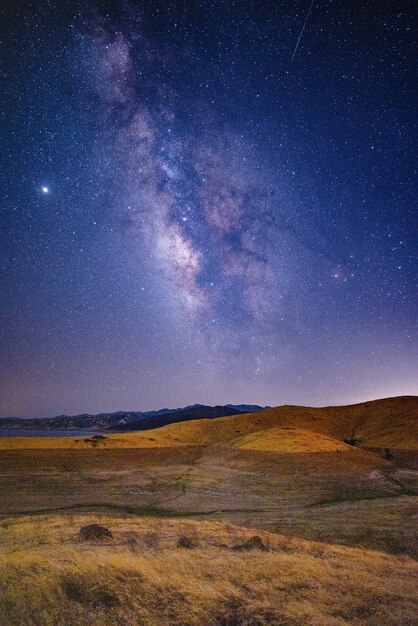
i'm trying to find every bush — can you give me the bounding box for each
[232,536,268,552]
[178,535,196,549]
[78,524,113,541]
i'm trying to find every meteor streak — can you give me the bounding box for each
[291,0,315,61]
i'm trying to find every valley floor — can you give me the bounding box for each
[0,445,417,558]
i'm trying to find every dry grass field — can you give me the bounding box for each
[0,396,417,624]
[1,514,417,626]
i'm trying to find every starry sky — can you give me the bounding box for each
[0,1,416,418]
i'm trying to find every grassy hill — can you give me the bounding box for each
[0,395,417,624]
[1,395,416,450]
[0,514,417,626]
[0,396,417,558]
[229,427,353,452]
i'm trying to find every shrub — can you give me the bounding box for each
[178,535,196,549]
[232,536,268,552]
[78,524,113,541]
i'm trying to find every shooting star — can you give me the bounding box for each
[291,0,315,62]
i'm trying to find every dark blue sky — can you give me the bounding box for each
[1,0,416,417]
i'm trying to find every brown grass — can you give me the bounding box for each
[0,514,417,626]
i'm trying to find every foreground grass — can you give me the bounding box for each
[0,515,417,626]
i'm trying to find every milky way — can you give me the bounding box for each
[0,1,416,417]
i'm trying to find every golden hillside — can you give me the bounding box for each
[2,395,416,451]
[229,427,353,452]
[1,397,417,626]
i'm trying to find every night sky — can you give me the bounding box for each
[1,1,416,418]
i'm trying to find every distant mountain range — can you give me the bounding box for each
[0,404,267,432]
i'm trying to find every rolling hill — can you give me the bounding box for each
[1,395,417,626]
[2,395,415,451]
[0,395,417,561]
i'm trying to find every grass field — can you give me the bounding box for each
[0,396,417,624]
[1,514,417,626]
